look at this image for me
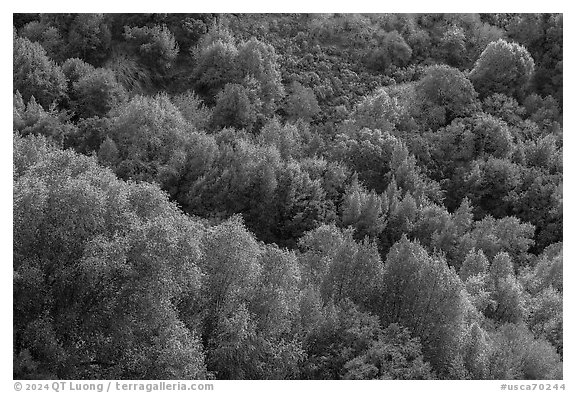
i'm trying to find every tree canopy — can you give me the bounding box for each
[13,13,562,381]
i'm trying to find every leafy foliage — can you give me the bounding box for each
[66,14,112,65]
[13,36,67,109]
[414,65,479,129]
[124,24,179,78]
[71,68,127,118]
[13,13,562,380]
[13,135,208,379]
[470,39,535,100]
[380,237,467,373]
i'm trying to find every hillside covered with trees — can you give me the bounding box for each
[13,13,563,380]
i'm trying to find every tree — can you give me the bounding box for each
[440,25,467,67]
[124,24,179,78]
[192,32,239,100]
[429,115,515,211]
[300,300,383,379]
[430,198,474,266]
[321,233,383,308]
[198,216,262,342]
[485,252,526,323]
[488,323,562,380]
[71,68,127,118]
[297,225,384,308]
[97,137,119,167]
[469,39,535,100]
[506,14,563,104]
[526,287,562,357]
[299,156,350,207]
[456,215,535,267]
[13,36,67,109]
[414,64,479,129]
[285,81,320,122]
[13,90,25,130]
[378,190,419,253]
[171,16,209,52]
[459,323,490,379]
[520,243,563,354]
[380,237,467,373]
[107,94,191,188]
[14,135,208,379]
[348,88,411,134]
[64,116,113,155]
[342,324,434,380]
[390,140,442,202]
[182,137,283,244]
[469,114,514,159]
[506,165,562,252]
[221,245,307,378]
[366,30,412,72]
[206,303,304,379]
[258,117,304,160]
[19,20,65,61]
[13,94,76,143]
[431,114,513,175]
[330,128,397,193]
[62,58,96,88]
[274,162,334,246]
[66,14,112,65]
[211,83,258,131]
[521,243,562,294]
[340,179,386,239]
[482,93,526,127]
[298,224,345,288]
[523,93,562,133]
[463,157,520,218]
[459,248,489,282]
[172,90,212,130]
[237,37,285,116]
[250,245,301,337]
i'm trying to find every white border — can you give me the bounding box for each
[2,4,571,391]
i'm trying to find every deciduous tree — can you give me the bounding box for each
[469,39,535,100]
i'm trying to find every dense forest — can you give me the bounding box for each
[13,13,563,380]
